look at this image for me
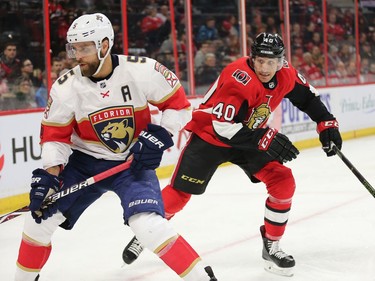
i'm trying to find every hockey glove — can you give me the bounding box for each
[29,168,61,224]
[254,127,299,163]
[130,124,174,171]
[317,119,342,156]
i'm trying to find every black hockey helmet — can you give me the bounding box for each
[251,33,285,58]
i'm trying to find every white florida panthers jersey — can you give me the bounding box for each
[40,54,191,169]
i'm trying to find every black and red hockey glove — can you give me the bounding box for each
[317,119,342,156]
[130,124,174,171]
[254,127,299,163]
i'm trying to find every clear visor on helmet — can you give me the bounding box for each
[65,42,98,59]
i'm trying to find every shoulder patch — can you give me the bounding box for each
[44,96,53,119]
[297,72,307,84]
[232,69,251,85]
[282,59,289,68]
[154,62,178,88]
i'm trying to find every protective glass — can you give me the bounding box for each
[65,42,98,59]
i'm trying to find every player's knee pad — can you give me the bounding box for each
[128,212,177,252]
[23,211,66,245]
[255,161,296,199]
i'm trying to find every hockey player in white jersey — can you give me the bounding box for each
[14,13,217,281]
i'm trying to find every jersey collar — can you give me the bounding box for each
[89,54,119,83]
[262,75,278,89]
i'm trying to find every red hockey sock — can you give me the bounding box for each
[162,185,192,220]
[264,196,292,239]
[17,237,52,272]
[157,235,201,277]
[255,161,296,240]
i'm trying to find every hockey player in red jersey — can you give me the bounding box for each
[14,13,218,281]
[123,33,342,276]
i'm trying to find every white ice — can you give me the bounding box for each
[1,135,375,281]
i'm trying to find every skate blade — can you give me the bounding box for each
[264,260,294,277]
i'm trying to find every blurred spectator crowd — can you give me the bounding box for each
[1,0,375,110]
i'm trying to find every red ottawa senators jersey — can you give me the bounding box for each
[185,56,335,148]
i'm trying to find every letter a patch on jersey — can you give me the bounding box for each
[89,106,135,153]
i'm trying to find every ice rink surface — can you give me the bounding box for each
[1,135,375,281]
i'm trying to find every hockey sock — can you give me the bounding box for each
[255,161,295,240]
[162,185,192,220]
[264,196,292,240]
[16,235,52,272]
[157,235,204,279]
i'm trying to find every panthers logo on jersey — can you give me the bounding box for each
[89,106,135,153]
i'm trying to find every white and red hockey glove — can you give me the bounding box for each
[317,119,342,156]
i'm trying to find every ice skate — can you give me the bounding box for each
[260,225,295,277]
[122,236,144,264]
[204,266,218,280]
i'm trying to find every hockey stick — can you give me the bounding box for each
[0,160,132,224]
[331,142,375,198]
[0,206,30,224]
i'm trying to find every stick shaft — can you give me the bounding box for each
[332,144,375,198]
[47,160,131,202]
[0,160,132,224]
